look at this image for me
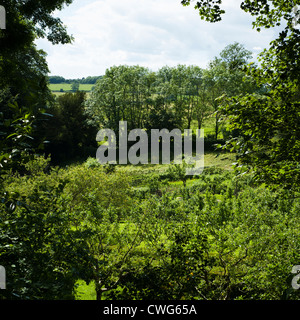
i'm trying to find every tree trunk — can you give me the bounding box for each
[96,288,102,300]
[188,116,191,130]
[215,113,219,140]
[95,281,104,300]
[197,117,203,130]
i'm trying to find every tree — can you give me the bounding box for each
[154,66,178,117]
[145,104,179,131]
[153,65,213,131]
[86,65,152,134]
[71,81,80,92]
[171,65,198,130]
[220,42,253,72]
[49,76,66,84]
[40,92,98,163]
[0,0,89,300]
[85,66,125,135]
[182,0,300,189]
[0,41,54,172]
[0,0,75,173]
[80,76,103,84]
[193,69,213,130]
[0,0,74,49]
[61,165,135,300]
[205,43,257,139]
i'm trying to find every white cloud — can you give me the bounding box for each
[35,0,285,78]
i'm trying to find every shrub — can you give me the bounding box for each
[84,157,100,169]
[0,171,91,299]
[22,154,51,175]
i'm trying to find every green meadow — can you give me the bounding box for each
[49,83,94,92]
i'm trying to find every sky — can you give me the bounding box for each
[35,0,285,79]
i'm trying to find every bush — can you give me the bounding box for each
[0,169,92,299]
[22,154,51,175]
[84,157,100,169]
[3,162,300,300]
[105,178,300,300]
[1,163,133,299]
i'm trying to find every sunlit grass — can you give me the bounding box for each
[49,83,94,92]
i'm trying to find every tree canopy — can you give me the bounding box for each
[0,0,74,50]
[86,44,257,143]
[181,0,300,190]
[0,0,75,173]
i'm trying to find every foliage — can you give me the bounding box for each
[86,45,258,145]
[2,0,300,301]
[48,76,66,84]
[182,0,300,189]
[0,0,96,300]
[22,153,51,176]
[1,159,133,300]
[0,0,74,48]
[0,0,74,174]
[84,157,101,169]
[0,0,74,141]
[71,82,80,92]
[0,165,92,299]
[48,76,103,85]
[0,44,53,172]
[0,99,35,176]
[103,175,300,300]
[86,65,154,134]
[39,92,98,163]
[205,43,259,139]
[62,165,132,217]
[219,37,300,189]
[181,0,300,30]
[166,161,190,187]
[2,156,300,300]
[49,165,133,300]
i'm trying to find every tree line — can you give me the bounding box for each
[48,75,103,84]
[39,43,260,163]
[86,42,260,139]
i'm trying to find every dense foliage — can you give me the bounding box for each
[182,0,300,190]
[48,76,103,84]
[1,158,300,300]
[38,92,98,163]
[0,0,74,173]
[1,0,300,301]
[86,43,258,137]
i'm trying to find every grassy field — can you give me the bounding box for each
[49,83,94,92]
